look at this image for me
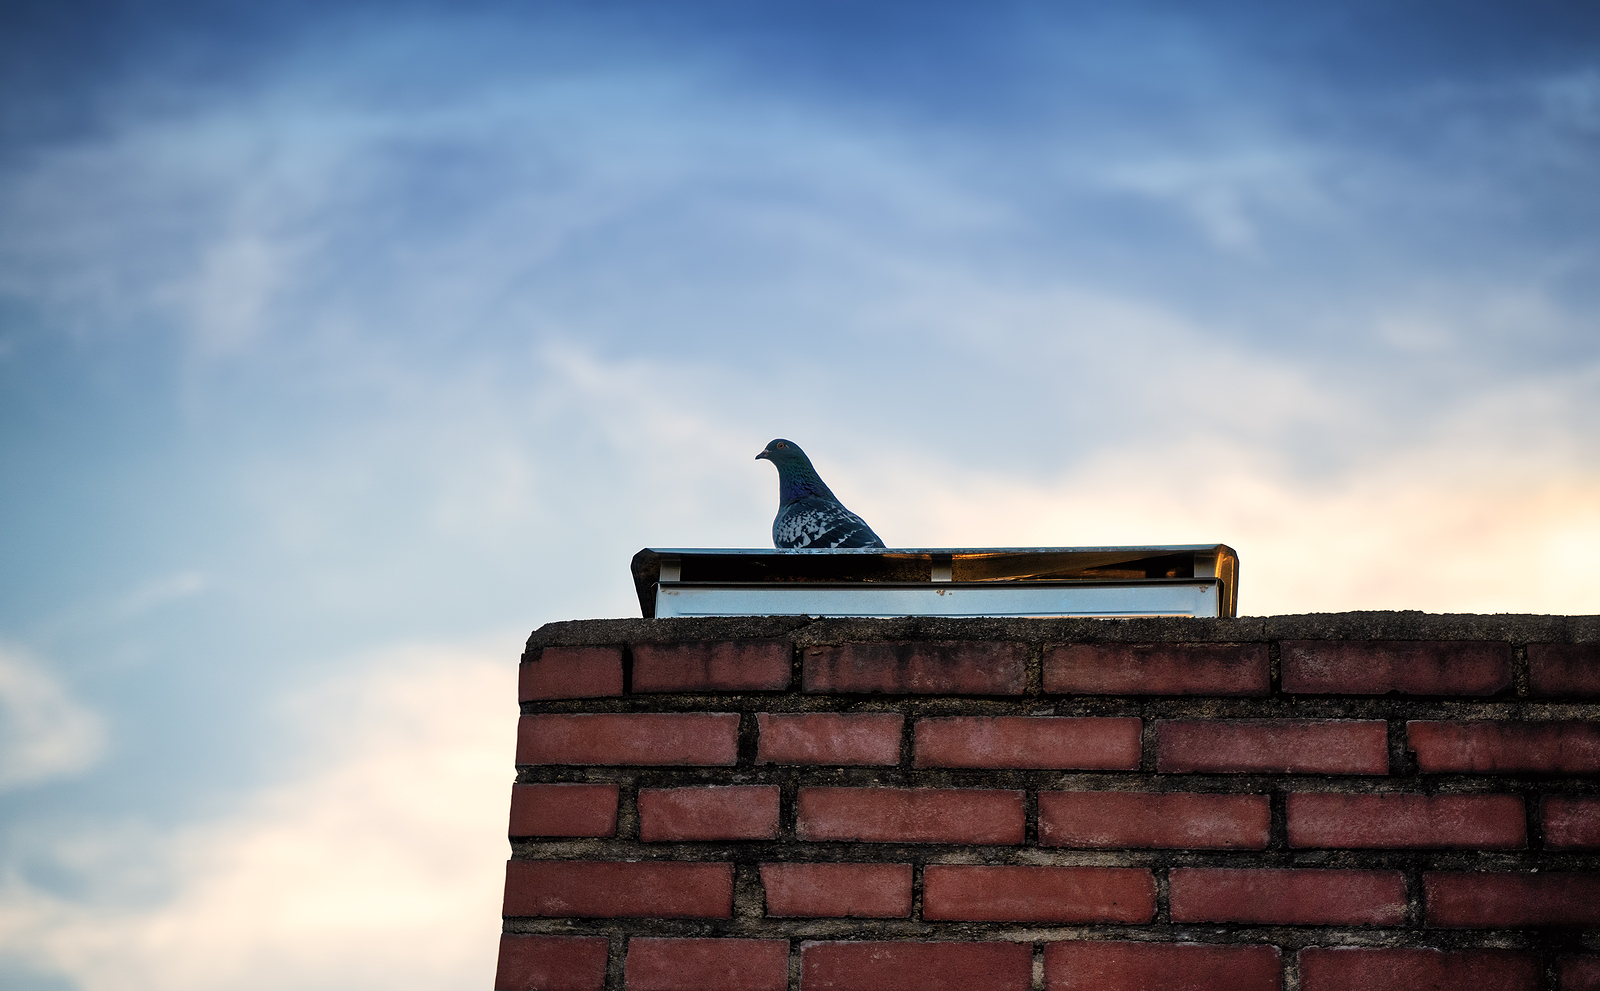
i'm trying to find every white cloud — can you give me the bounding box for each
[0,647,105,793]
[0,638,517,990]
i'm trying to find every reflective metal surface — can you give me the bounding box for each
[630,545,1239,619]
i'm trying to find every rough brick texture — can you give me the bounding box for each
[1530,642,1600,696]
[757,712,903,765]
[495,935,609,991]
[508,783,619,838]
[796,787,1025,844]
[521,646,623,700]
[761,863,912,918]
[503,861,732,918]
[638,785,780,841]
[800,941,1033,991]
[922,865,1155,922]
[631,640,792,692]
[624,938,789,991]
[1045,941,1282,991]
[1039,791,1270,849]
[1157,718,1389,774]
[1563,956,1600,991]
[1281,639,1512,695]
[1408,720,1600,773]
[1044,642,1269,695]
[1169,867,1406,925]
[802,641,1025,694]
[1287,793,1525,849]
[503,614,1600,991]
[517,712,739,765]
[913,715,1140,769]
[1543,796,1600,849]
[1425,872,1600,927]
[1297,947,1540,991]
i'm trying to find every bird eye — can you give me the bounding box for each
[775,441,786,449]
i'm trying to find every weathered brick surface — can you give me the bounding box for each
[1297,947,1539,991]
[624,938,789,991]
[922,865,1155,922]
[1543,796,1600,850]
[757,712,903,765]
[501,615,1600,983]
[1287,793,1525,849]
[761,863,912,918]
[1281,640,1512,695]
[913,716,1141,769]
[503,861,733,918]
[1562,956,1600,991]
[803,641,1025,695]
[631,640,793,692]
[796,787,1025,844]
[1044,642,1269,696]
[1530,643,1600,696]
[638,785,780,841]
[495,935,609,991]
[1408,720,1600,773]
[800,941,1032,991]
[1425,872,1600,927]
[1169,868,1406,925]
[517,713,740,765]
[1044,941,1281,991]
[1156,719,1390,774]
[520,646,623,700]
[508,783,619,838]
[1039,791,1270,849]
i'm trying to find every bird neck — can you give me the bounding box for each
[776,459,836,506]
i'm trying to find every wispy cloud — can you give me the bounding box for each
[0,647,105,793]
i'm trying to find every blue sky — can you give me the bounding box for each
[1,2,1598,987]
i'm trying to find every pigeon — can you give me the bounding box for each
[755,438,886,549]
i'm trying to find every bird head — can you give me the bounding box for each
[754,438,804,464]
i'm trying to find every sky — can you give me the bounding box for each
[1,1,1597,987]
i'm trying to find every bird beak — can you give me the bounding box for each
[754,450,769,461]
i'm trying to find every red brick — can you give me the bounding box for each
[914,716,1141,769]
[1044,643,1269,696]
[761,863,912,918]
[1287,793,1525,849]
[1425,871,1600,927]
[801,941,1031,991]
[757,712,903,765]
[796,787,1024,844]
[639,786,780,841]
[1045,941,1281,991]
[632,640,792,692]
[803,642,1025,695]
[1530,643,1600,697]
[517,713,739,766]
[625,938,789,991]
[495,935,609,991]
[1156,719,1389,774]
[1408,720,1600,773]
[923,865,1155,922]
[1169,868,1405,925]
[1039,792,1269,849]
[521,646,623,700]
[1544,796,1600,849]
[503,861,732,918]
[1282,640,1511,696]
[509,783,619,837]
[1298,947,1538,991]
[1562,956,1600,991]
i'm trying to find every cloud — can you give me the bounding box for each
[0,639,517,990]
[0,646,105,793]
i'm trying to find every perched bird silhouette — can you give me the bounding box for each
[756,439,886,549]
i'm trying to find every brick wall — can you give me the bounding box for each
[498,613,1600,991]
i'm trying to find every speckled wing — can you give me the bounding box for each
[773,497,886,549]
